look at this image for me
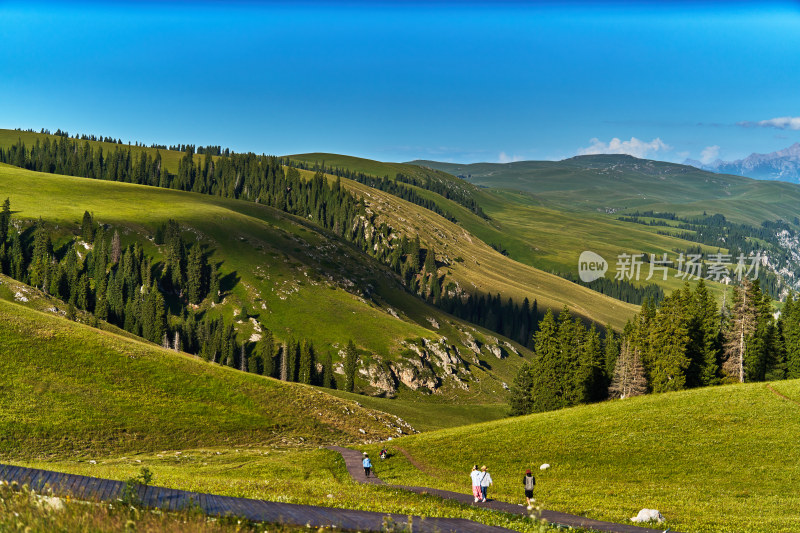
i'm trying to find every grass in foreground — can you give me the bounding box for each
[367,380,800,533]
[0,480,302,533]
[17,448,553,533]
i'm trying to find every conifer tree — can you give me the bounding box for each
[609,339,647,399]
[279,342,289,381]
[186,243,204,304]
[209,265,221,303]
[260,329,276,377]
[323,351,336,389]
[782,294,800,379]
[723,279,759,382]
[81,211,94,241]
[9,232,24,281]
[76,273,89,310]
[150,281,166,343]
[248,343,262,374]
[299,339,315,384]
[603,323,620,382]
[0,198,10,244]
[685,280,722,387]
[110,230,122,264]
[508,362,534,415]
[529,310,564,412]
[344,340,358,392]
[240,343,248,372]
[578,324,604,401]
[29,219,52,289]
[287,340,299,382]
[424,247,436,274]
[647,294,690,392]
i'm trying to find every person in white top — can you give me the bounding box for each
[469,465,482,502]
[479,465,493,502]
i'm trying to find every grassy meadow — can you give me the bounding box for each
[306,168,639,329]
[290,154,735,311]
[368,380,800,533]
[0,298,410,458]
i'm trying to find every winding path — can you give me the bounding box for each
[0,462,512,533]
[326,446,677,533]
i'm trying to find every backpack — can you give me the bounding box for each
[524,475,535,490]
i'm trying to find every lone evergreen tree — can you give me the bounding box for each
[81,211,94,241]
[0,198,10,244]
[344,340,358,392]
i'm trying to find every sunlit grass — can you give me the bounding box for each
[368,381,800,533]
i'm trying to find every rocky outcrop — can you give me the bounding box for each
[359,363,397,396]
[422,337,461,374]
[389,361,439,392]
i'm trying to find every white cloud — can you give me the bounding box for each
[700,145,720,164]
[577,137,671,159]
[498,151,524,163]
[739,116,800,130]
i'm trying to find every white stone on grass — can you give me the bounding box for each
[630,509,664,523]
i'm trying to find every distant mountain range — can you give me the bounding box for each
[685,143,800,182]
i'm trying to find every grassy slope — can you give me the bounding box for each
[0,298,411,459]
[0,297,539,531]
[414,155,800,225]
[370,381,800,533]
[0,163,533,402]
[287,152,477,201]
[0,129,188,173]
[288,154,729,314]
[326,389,507,432]
[298,168,638,329]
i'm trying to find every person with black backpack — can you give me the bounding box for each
[522,469,536,505]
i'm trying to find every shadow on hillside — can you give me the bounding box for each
[220,268,240,297]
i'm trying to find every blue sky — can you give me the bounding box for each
[2,1,799,163]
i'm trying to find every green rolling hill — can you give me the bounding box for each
[285,152,735,303]
[0,297,411,459]
[411,155,800,298]
[0,162,539,403]
[1,131,798,533]
[412,155,800,224]
[374,379,800,533]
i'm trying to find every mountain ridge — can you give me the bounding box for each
[685,142,800,182]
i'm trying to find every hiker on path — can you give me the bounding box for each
[522,469,536,505]
[470,464,482,502]
[362,453,372,477]
[479,465,492,502]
